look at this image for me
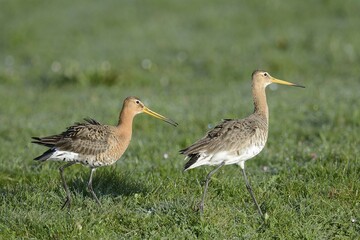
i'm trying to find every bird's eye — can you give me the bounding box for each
[264,72,268,77]
[135,100,140,104]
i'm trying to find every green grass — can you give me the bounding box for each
[1,0,360,239]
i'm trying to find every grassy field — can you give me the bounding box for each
[1,0,359,239]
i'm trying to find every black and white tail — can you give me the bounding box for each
[33,148,56,161]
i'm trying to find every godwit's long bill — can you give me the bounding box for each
[180,70,304,219]
[32,96,177,209]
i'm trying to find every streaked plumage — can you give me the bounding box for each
[180,70,304,218]
[32,96,178,208]
[182,115,267,170]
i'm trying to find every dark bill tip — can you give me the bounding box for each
[293,83,305,88]
[165,118,179,127]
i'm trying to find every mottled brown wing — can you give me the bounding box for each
[32,119,111,156]
[180,117,263,155]
[209,118,262,153]
[55,123,111,155]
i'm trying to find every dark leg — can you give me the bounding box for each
[87,168,101,206]
[241,167,264,219]
[198,162,225,214]
[59,162,76,209]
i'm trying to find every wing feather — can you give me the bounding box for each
[180,115,268,169]
[32,118,111,156]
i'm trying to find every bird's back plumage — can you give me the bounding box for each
[31,118,119,166]
[180,114,268,170]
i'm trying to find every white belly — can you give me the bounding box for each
[186,144,265,170]
[236,144,265,162]
[48,150,106,167]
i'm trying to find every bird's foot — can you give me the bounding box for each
[87,186,102,207]
[94,196,102,207]
[61,196,71,210]
[193,201,204,215]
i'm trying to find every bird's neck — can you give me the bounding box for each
[252,83,269,123]
[116,108,135,135]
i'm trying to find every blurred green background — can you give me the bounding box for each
[0,0,359,239]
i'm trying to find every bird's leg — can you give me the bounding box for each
[59,162,76,209]
[87,168,101,206]
[198,162,225,214]
[241,167,264,219]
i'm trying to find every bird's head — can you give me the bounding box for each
[251,70,305,88]
[123,96,178,127]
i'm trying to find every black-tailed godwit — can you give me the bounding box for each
[180,70,304,219]
[32,96,178,208]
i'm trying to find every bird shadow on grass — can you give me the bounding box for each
[69,167,149,199]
